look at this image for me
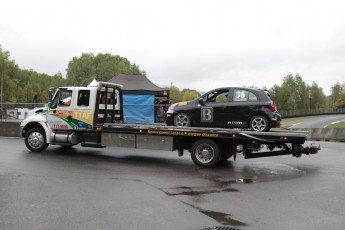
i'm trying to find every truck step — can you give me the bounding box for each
[81,142,105,148]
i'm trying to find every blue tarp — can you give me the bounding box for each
[123,94,154,124]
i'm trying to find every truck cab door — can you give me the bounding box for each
[47,88,75,130]
[72,89,95,129]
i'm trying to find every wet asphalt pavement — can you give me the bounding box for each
[0,137,344,230]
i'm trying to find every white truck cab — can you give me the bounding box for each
[20,81,123,151]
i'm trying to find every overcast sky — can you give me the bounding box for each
[1,0,345,95]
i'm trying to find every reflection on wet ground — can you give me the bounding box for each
[163,186,238,196]
[159,161,310,227]
[183,201,247,227]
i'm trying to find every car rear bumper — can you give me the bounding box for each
[270,113,282,128]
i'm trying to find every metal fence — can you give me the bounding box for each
[0,103,46,120]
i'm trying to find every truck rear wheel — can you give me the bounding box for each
[25,128,49,152]
[190,139,221,167]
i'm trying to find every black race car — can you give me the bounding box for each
[166,87,281,131]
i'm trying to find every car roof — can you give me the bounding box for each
[201,87,271,101]
[211,87,266,92]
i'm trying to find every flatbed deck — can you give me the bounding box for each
[99,123,308,143]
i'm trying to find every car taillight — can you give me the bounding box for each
[270,102,276,112]
[280,136,288,141]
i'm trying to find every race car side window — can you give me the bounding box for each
[233,90,258,102]
[248,92,258,101]
[204,89,229,103]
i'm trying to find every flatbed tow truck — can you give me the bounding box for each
[20,81,319,167]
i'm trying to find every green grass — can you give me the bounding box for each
[326,122,345,128]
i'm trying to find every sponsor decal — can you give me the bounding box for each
[178,102,188,106]
[52,124,69,129]
[77,121,85,128]
[56,110,72,116]
[228,121,247,126]
[72,110,93,125]
[147,130,219,137]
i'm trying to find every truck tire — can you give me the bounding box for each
[218,145,233,163]
[25,128,49,152]
[190,139,221,167]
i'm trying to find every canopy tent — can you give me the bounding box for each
[108,74,169,124]
[108,74,169,96]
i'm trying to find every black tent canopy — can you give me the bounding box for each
[108,74,169,97]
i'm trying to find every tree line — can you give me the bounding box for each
[0,46,143,104]
[269,74,345,111]
[1,45,345,111]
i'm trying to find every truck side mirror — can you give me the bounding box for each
[48,89,53,102]
[199,98,206,106]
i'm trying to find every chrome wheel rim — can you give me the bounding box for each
[195,144,214,163]
[251,117,267,131]
[175,114,190,127]
[28,132,44,149]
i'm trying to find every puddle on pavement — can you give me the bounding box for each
[160,162,311,227]
[200,161,307,186]
[162,177,256,196]
[163,186,238,196]
[235,178,255,183]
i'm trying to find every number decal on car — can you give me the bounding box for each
[201,107,213,122]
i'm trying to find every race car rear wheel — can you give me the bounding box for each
[250,115,270,132]
[174,113,191,127]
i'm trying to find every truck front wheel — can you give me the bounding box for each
[25,128,49,152]
[190,139,221,167]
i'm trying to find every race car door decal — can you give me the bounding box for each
[201,107,213,122]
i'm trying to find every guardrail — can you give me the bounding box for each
[280,108,345,118]
[291,128,345,142]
